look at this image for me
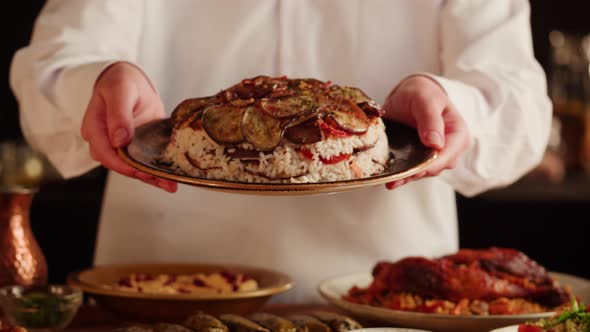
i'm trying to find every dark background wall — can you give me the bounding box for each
[1,1,589,283]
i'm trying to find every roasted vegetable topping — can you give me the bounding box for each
[322,99,370,134]
[328,86,371,104]
[171,97,216,127]
[172,76,381,151]
[202,104,246,145]
[260,94,317,119]
[242,106,283,151]
[284,118,323,145]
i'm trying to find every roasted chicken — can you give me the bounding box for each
[368,247,570,308]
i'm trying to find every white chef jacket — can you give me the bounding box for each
[10,0,551,303]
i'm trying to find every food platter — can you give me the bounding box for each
[318,272,590,332]
[67,263,293,323]
[118,118,436,195]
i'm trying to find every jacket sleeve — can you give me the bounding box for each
[9,0,144,178]
[425,0,552,196]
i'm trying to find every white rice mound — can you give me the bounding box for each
[161,119,390,183]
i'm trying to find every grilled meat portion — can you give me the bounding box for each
[370,247,570,307]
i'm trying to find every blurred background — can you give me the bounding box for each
[1,1,589,284]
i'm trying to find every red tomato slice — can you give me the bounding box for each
[297,148,351,164]
[320,153,351,165]
[297,148,314,160]
[319,118,352,138]
[518,324,543,332]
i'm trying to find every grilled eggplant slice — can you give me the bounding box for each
[322,99,370,134]
[328,86,371,104]
[288,78,331,91]
[219,314,270,332]
[307,311,362,332]
[249,313,298,332]
[286,314,331,332]
[259,94,317,119]
[177,110,204,130]
[184,311,229,332]
[284,118,323,145]
[242,105,283,151]
[202,104,246,145]
[171,97,216,127]
[357,101,383,119]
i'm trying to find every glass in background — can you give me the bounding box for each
[547,30,590,176]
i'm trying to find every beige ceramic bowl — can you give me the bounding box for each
[67,263,293,323]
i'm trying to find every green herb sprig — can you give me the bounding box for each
[539,298,590,332]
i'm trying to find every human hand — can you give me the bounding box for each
[382,75,470,190]
[81,62,177,193]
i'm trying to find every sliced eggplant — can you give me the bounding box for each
[357,101,383,118]
[219,314,270,332]
[328,86,371,104]
[284,118,323,145]
[178,110,204,130]
[286,315,331,332]
[242,106,283,151]
[171,97,216,127]
[322,99,370,134]
[230,98,256,107]
[259,94,317,119]
[229,76,288,99]
[306,311,362,332]
[268,88,296,99]
[184,311,229,332]
[249,313,298,332]
[233,83,274,99]
[202,104,246,145]
[288,78,330,91]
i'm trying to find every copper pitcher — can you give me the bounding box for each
[0,187,47,287]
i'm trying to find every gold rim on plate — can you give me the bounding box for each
[67,263,294,301]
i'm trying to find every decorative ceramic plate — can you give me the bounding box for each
[318,272,590,332]
[67,263,293,323]
[118,119,436,195]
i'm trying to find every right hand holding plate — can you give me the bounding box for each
[382,75,470,190]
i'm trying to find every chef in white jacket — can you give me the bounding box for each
[10,0,551,302]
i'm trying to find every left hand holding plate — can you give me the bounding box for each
[382,75,470,190]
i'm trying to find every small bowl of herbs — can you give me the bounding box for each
[0,285,82,331]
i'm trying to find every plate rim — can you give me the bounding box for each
[66,262,294,301]
[117,119,437,194]
[316,271,587,321]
